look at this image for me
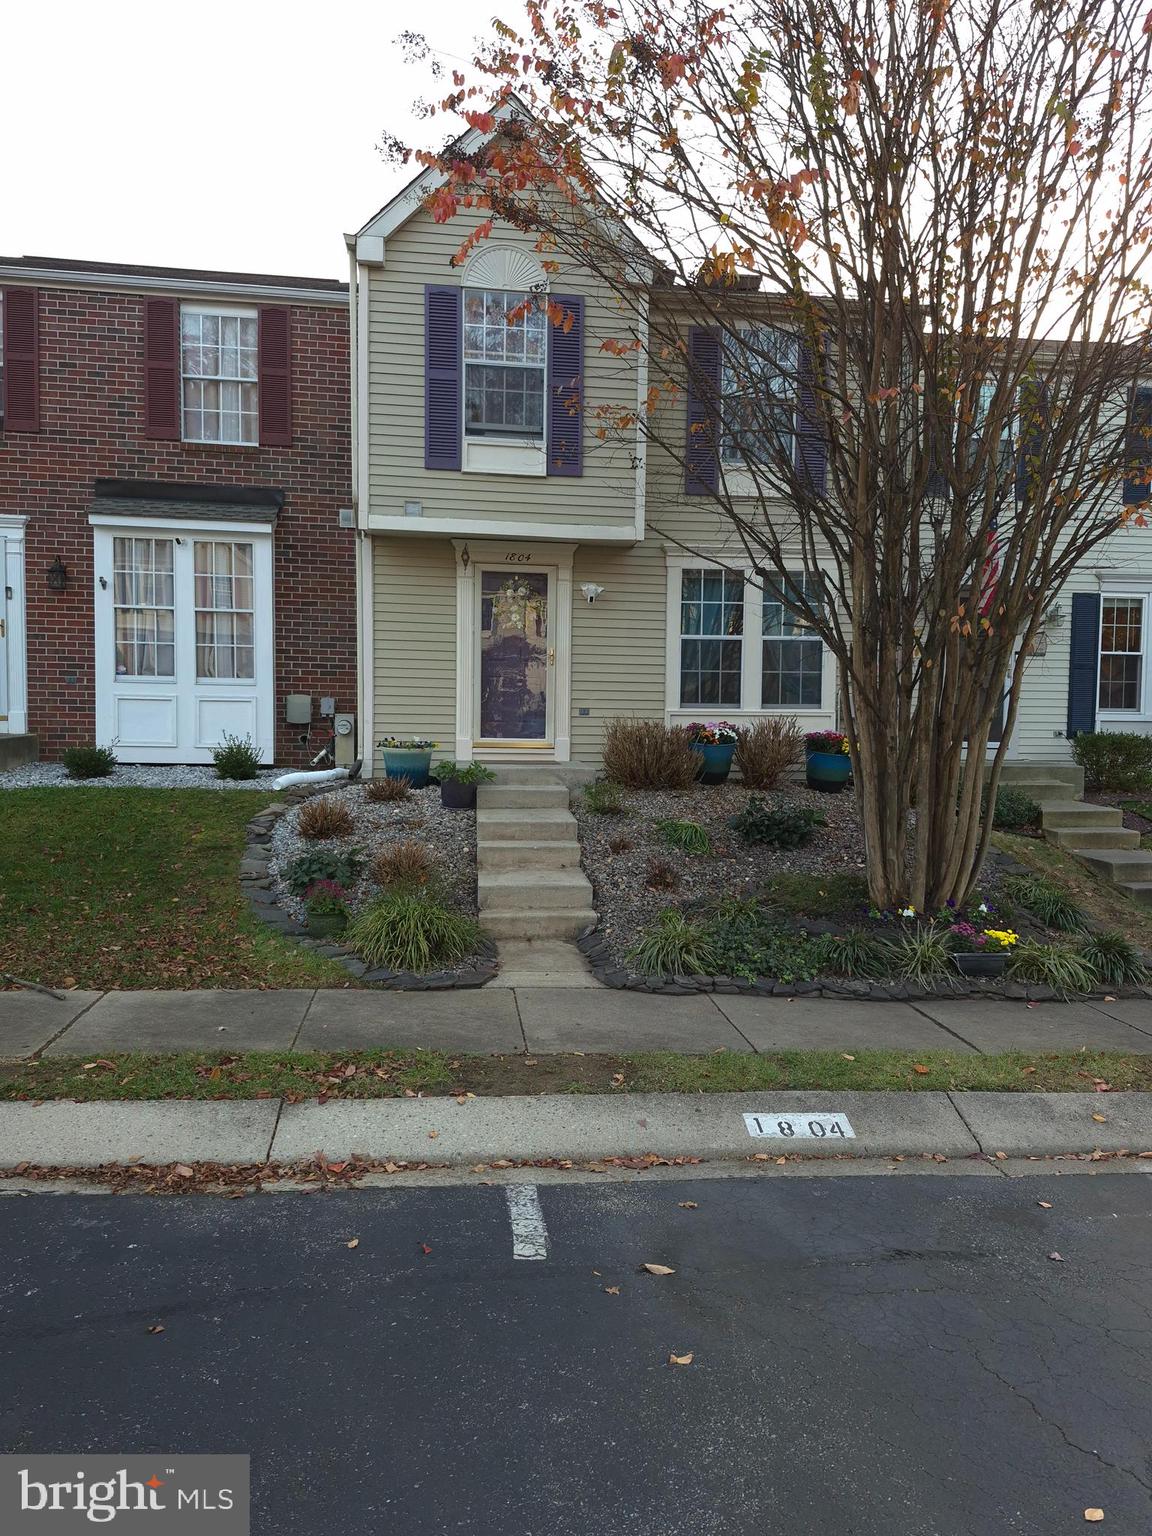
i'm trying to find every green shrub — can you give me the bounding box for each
[655,818,711,854]
[734,717,805,790]
[601,718,699,790]
[696,898,814,982]
[582,779,627,815]
[1000,874,1085,932]
[759,872,870,917]
[810,930,893,979]
[435,761,497,784]
[1071,731,1152,792]
[728,798,825,848]
[626,909,720,976]
[283,848,364,896]
[346,889,480,972]
[212,732,261,781]
[889,925,953,986]
[1006,941,1098,995]
[984,785,1040,829]
[1077,930,1147,986]
[62,744,117,780]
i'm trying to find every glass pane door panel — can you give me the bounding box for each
[479,571,549,739]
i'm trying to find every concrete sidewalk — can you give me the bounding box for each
[5,986,1152,1059]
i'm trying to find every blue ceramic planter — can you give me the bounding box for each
[381,748,433,789]
[692,742,736,785]
[805,749,851,793]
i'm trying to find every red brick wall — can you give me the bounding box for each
[0,284,354,763]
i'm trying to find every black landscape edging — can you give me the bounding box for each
[238,785,497,991]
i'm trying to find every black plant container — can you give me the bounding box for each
[441,779,477,810]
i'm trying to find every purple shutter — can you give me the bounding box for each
[144,297,181,440]
[425,285,461,470]
[1125,387,1152,507]
[547,294,583,476]
[2,287,40,432]
[1015,379,1049,504]
[258,306,292,446]
[685,327,720,494]
[794,340,827,494]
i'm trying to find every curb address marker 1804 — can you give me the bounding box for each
[743,1113,856,1141]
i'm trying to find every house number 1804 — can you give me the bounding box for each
[505,553,532,563]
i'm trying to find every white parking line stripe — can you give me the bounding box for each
[505,1183,549,1261]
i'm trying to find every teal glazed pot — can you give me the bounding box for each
[692,742,736,785]
[805,750,851,793]
[381,749,433,789]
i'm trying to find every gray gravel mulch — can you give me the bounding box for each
[0,763,281,791]
[573,782,868,962]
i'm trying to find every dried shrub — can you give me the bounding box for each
[365,775,411,803]
[371,839,435,888]
[601,718,698,790]
[734,718,805,790]
[645,857,681,891]
[607,833,635,855]
[297,796,355,841]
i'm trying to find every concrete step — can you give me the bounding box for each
[1040,801,1125,829]
[477,839,583,870]
[1047,825,1141,852]
[998,761,1085,794]
[1005,778,1081,805]
[477,783,570,810]
[1117,882,1152,906]
[481,908,599,941]
[479,869,595,912]
[477,808,577,842]
[1076,847,1152,881]
[0,734,37,770]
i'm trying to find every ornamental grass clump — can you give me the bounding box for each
[297,796,355,841]
[655,818,711,854]
[734,717,805,789]
[999,875,1085,932]
[365,776,411,804]
[889,925,953,986]
[370,839,436,889]
[1077,930,1147,986]
[626,909,720,976]
[1006,941,1099,995]
[582,779,627,815]
[346,888,480,972]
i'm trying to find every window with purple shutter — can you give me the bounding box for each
[1125,387,1152,506]
[425,285,462,470]
[685,328,720,494]
[2,287,40,432]
[547,294,583,476]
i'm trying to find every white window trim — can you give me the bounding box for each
[663,553,837,725]
[461,287,547,477]
[180,303,259,448]
[1097,589,1152,720]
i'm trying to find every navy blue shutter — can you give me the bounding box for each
[685,327,720,494]
[794,340,827,494]
[1015,379,1048,504]
[424,285,461,471]
[1067,591,1101,738]
[1124,387,1152,506]
[547,294,583,476]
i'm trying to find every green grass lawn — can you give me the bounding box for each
[0,789,352,990]
[0,1047,1146,1100]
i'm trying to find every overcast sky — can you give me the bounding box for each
[1,0,507,280]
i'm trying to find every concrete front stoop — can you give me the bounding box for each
[476,772,600,970]
[0,734,37,771]
[999,761,1152,905]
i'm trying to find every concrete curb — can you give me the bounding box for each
[0,1093,1148,1170]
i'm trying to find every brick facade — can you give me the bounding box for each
[0,270,354,763]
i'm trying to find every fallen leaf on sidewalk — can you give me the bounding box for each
[678,1201,699,1209]
[428,1131,440,1140]
[1038,1201,1053,1209]
[668,1352,694,1366]
[173,1164,194,1179]
[642,1263,676,1276]
[604,1285,621,1295]
[147,1324,165,1335]
[345,1238,359,1249]
[776,1156,787,1164]
[470,1164,488,1174]
[1048,1251,1064,1262]
[1084,1510,1104,1522]
[994,1151,1008,1160]
[1092,1114,1107,1123]
[420,1243,432,1256]
[752,1153,771,1161]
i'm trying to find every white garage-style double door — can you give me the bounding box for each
[93,521,274,764]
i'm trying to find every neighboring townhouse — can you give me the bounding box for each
[0,256,355,765]
[349,132,1152,773]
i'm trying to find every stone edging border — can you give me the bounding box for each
[239,785,498,991]
[574,927,1152,1003]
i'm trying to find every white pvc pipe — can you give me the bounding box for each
[271,766,352,791]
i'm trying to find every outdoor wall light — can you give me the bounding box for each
[580,583,605,604]
[46,557,68,593]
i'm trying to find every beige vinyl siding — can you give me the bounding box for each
[366,210,641,535]
[372,536,457,753]
[570,544,668,760]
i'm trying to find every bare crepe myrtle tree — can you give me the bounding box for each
[388,0,1152,907]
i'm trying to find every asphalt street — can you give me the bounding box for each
[1,1171,1150,1535]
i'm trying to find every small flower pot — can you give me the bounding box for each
[307,911,347,939]
[805,749,852,793]
[441,778,477,809]
[952,952,1008,978]
[691,742,736,785]
[381,748,433,789]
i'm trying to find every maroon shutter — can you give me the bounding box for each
[3,288,40,432]
[144,297,180,439]
[258,306,292,446]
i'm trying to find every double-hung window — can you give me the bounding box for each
[720,328,798,468]
[181,307,258,444]
[674,563,830,714]
[1099,595,1146,713]
[463,289,547,440]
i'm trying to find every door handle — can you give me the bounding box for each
[548,648,555,666]
[0,618,5,638]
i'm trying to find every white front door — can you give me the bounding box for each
[93,523,274,764]
[0,546,8,725]
[474,566,554,747]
